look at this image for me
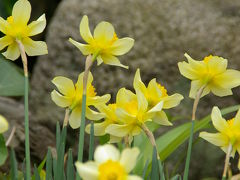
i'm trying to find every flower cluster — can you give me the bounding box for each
[85,69,183,142]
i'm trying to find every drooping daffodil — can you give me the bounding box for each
[51,72,110,129]
[0,115,8,133]
[178,54,240,98]
[0,0,48,60]
[69,15,134,68]
[75,144,142,180]
[133,69,183,126]
[200,106,240,157]
[85,103,122,143]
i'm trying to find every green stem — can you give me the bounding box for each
[183,120,195,180]
[76,94,86,180]
[24,76,31,180]
[183,86,205,180]
[89,121,94,160]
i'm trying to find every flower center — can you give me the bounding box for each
[124,100,138,116]
[99,160,127,180]
[203,55,213,63]
[157,83,168,97]
[87,85,96,97]
[7,16,14,24]
[227,118,234,127]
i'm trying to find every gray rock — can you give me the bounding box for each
[29,0,240,178]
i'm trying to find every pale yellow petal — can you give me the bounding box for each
[127,175,143,180]
[22,37,48,56]
[209,84,232,97]
[80,15,93,43]
[109,135,122,143]
[69,107,82,129]
[131,126,142,136]
[116,88,136,107]
[87,94,111,106]
[75,162,98,180]
[69,38,92,55]
[115,108,136,123]
[2,42,20,61]
[207,56,227,75]
[152,111,172,126]
[234,108,240,128]
[133,69,147,95]
[184,53,206,71]
[211,106,229,133]
[178,61,199,80]
[120,147,140,173]
[214,69,240,89]
[147,78,162,98]
[0,115,9,133]
[93,21,114,42]
[100,54,128,69]
[51,90,72,108]
[52,76,75,96]
[189,80,209,99]
[94,144,120,163]
[161,94,183,109]
[97,56,103,66]
[85,121,109,136]
[86,107,105,121]
[0,36,13,51]
[110,37,134,56]
[12,0,31,25]
[199,132,228,147]
[0,17,8,34]
[105,124,133,137]
[27,14,46,36]
[148,101,163,113]
[136,90,148,113]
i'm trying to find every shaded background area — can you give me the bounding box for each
[1,0,240,179]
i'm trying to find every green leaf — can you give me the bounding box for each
[0,56,24,96]
[151,147,160,180]
[10,148,18,180]
[0,134,8,166]
[67,149,74,180]
[33,164,41,180]
[89,122,94,160]
[171,174,182,180]
[157,105,240,161]
[46,148,53,180]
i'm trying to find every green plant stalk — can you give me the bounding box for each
[89,121,94,160]
[76,55,93,180]
[17,40,31,180]
[183,86,205,180]
[183,120,195,180]
[24,76,31,180]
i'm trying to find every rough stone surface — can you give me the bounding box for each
[29,0,240,178]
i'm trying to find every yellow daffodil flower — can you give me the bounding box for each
[199,106,240,157]
[75,144,142,180]
[69,15,134,69]
[51,72,110,129]
[178,54,240,98]
[134,69,183,126]
[0,115,8,133]
[85,103,122,143]
[105,88,163,140]
[0,0,48,60]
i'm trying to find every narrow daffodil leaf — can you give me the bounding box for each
[142,159,149,178]
[151,147,160,180]
[33,164,41,180]
[67,149,74,180]
[10,148,18,180]
[46,148,53,180]
[89,121,94,160]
